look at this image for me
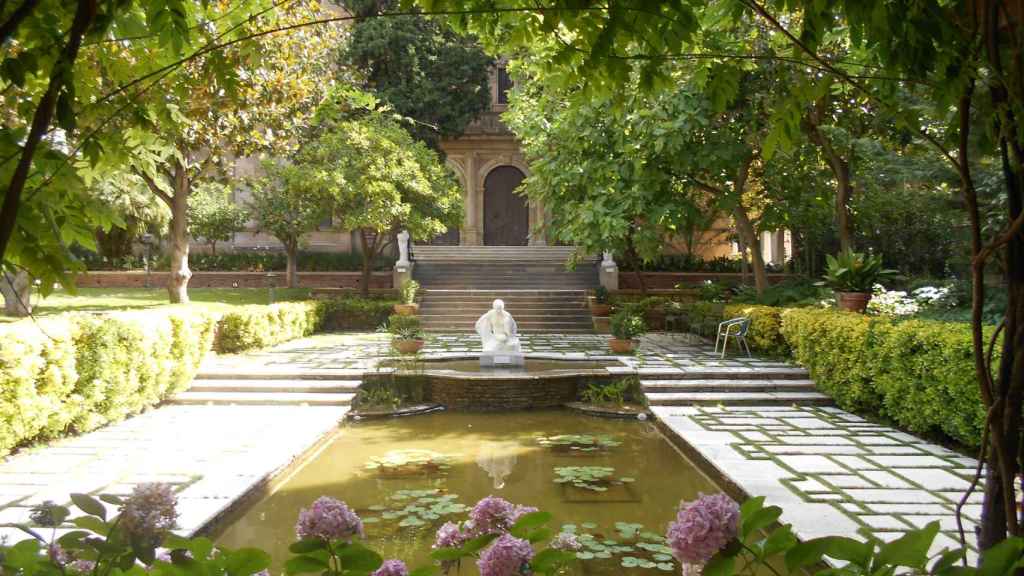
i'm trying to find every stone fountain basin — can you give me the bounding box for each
[366,355,628,410]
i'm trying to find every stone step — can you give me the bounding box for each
[641,379,817,393]
[170,391,356,406]
[640,367,811,381]
[188,379,362,393]
[644,391,833,406]
[420,289,587,295]
[196,369,367,380]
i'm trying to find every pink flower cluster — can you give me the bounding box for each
[468,496,537,536]
[550,532,581,552]
[666,493,740,565]
[295,496,364,543]
[433,521,469,549]
[476,533,533,576]
[372,559,409,576]
[120,483,178,546]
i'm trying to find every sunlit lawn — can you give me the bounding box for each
[2,287,312,323]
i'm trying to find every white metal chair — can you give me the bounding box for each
[715,317,752,358]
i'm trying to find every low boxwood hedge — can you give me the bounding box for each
[0,295,396,456]
[214,301,327,354]
[0,311,216,456]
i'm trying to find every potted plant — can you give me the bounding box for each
[608,309,646,353]
[817,250,898,313]
[394,280,420,316]
[388,314,425,354]
[588,286,612,317]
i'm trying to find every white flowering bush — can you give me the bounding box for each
[912,285,955,308]
[867,284,920,317]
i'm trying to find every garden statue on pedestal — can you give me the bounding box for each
[475,299,524,366]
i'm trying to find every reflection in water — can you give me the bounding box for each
[476,441,518,489]
[214,411,717,573]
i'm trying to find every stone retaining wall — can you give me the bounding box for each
[425,375,583,410]
[619,271,794,290]
[74,271,393,289]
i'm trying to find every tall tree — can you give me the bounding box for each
[296,89,463,295]
[188,182,247,256]
[338,0,493,149]
[246,163,331,289]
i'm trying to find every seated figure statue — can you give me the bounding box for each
[475,299,522,354]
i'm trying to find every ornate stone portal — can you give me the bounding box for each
[475,299,524,367]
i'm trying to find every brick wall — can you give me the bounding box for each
[74,271,393,289]
[365,372,614,410]
[619,271,794,290]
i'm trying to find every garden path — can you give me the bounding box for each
[0,331,981,563]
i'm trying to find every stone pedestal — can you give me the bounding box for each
[480,352,525,367]
[393,263,413,292]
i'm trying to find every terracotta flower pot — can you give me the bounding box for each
[393,303,419,316]
[392,339,424,354]
[592,316,611,334]
[589,303,611,317]
[836,291,872,313]
[608,338,636,354]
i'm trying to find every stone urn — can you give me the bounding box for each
[393,303,419,316]
[392,339,424,354]
[608,338,636,354]
[836,291,872,313]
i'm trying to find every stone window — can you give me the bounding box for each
[497,65,513,105]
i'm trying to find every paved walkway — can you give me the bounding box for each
[0,405,345,542]
[655,405,980,559]
[0,331,980,561]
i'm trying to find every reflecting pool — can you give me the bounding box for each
[215,410,717,573]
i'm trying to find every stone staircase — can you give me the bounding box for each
[412,245,598,333]
[640,366,832,406]
[170,372,359,406]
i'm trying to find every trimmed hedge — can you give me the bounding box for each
[774,307,994,447]
[322,297,397,330]
[0,311,216,456]
[215,301,327,353]
[723,304,787,356]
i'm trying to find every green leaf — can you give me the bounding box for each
[335,542,383,572]
[73,515,109,535]
[224,548,271,576]
[978,537,1024,576]
[932,547,967,573]
[289,539,327,554]
[3,539,41,571]
[430,547,465,562]
[71,493,107,520]
[526,527,553,544]
[530,549,575,574]
[703,552,735,576]
[284,554,329,575]
[409,567,439,576]
[741,505,782,539]
[785,536,870,571]
[877,522,939,569]
[511,511,553,538]
[762,525,798,557]
[461,533,499,555]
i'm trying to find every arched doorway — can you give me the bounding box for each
[483,166,528,246]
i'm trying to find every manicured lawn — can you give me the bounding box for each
[3,287,313,322]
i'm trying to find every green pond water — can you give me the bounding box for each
[215,410,717,574]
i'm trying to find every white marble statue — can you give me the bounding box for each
[396,229,411,268]
[475,299,521,353]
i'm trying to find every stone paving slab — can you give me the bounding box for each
[0,405,346,541]
[652,405,980,561]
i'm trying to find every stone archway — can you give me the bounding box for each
[483,166,528,246]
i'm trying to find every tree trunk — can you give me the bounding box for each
[805,99,855,252]
[167,161,192,303]
[286,242,298,289]
[0,269,32,317]
[733,205,768,296]
[210,241,217,256]
[0,0,96,267]
[358,229,379,298]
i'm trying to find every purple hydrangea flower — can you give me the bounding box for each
[509,505,538,524]
[476,533,534,576]
[48,543,69,566]
[550,532,581,552]
[434,521,469,549]
[666,493,740,565]
[120,483,178,546]
[372,559,409,576]
[469,496,516,535]
[295,496,364,542]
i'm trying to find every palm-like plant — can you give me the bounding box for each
[817,250,899,293]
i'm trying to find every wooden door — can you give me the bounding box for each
[483,166,528,246]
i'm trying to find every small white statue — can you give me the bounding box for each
[475,299,521,353]
[396,229,411,268]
